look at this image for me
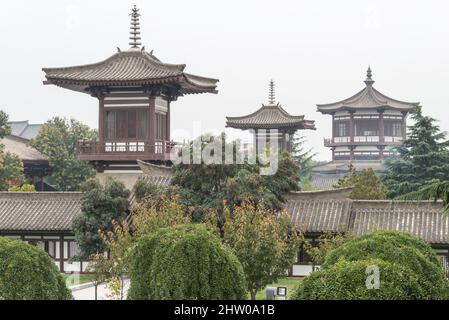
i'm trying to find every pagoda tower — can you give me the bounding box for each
[317,67,419,162]
[43,6,218,171]
[226,80,316,152]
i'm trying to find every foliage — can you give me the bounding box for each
[334,166,387,200]
[291,133,316,179]
[127,224,247,300]
[320,231,449,299]
[171,134,301,223]
[0,151,25,191]
[72,178,130,259]
[304,230,354,265]
[30,117,96,191]
[8,184,35,192]
[398,180,449,214]
[292,258,424,300]
[0,237,72,300]
[382,106,449,198]
[0,111,25,190]
[217,202,302,300]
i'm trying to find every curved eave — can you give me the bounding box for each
[226,120,316,130]
[317,104,419,115]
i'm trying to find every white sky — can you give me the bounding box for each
[1,0,449,160]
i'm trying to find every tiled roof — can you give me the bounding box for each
[309,173,344,191]
[1,136,46,162]
[43,50,218,95]
[0,192,83,232]
[286,197,449,244]
[226,104,316,130]
[285,199,352,233]
[317,68,419,114]
[8,121,42,140]
[351,201,449,244]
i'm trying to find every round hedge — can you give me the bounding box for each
[321,231,449,299]
[292,259,424,300]
[0,237,72,300]
[127,224,247,300]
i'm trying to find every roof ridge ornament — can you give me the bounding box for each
[268,79,276,105]
[129,5,142,49]
[364,66,375,86]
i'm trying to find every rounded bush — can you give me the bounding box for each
[321,231,449,299]
[0,237,72,300]
[293,259,424,300]
[127,224,247,300]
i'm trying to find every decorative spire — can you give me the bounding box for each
[364,66,375,86]
[129,5,142,49]
[268,79,276,104]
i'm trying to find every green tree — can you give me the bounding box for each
[218,203,302,300]
[304,230,354,266]
[72,178,130,258]
[382,106,449,198]
[30,117,96,191]
[334,167,387,200]
[291,133,315,180]
[0,110,25,190]
[127,224,247,300]
[297,231,449,299]
[0,237,72,300]
[398,180,449,214]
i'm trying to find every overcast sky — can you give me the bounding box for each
[1,0,449,160]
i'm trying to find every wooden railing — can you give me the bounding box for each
[76,140,175,161]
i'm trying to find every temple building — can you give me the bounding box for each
[226,80,316,152]
[318,67,418,162]
[309,68,419,190]
[42,6,218,172]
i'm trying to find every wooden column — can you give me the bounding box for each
[148,97,156,153]
[59,235,64,273]
[349,111,355,143]
[166,101,171,142]
[98,98,105,146]
[378,109,385,143]
[331,113,335,143]
[401,112,407,140]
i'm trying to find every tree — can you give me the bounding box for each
[218,202,302,300]
[292,258,424,300]
[308,231,449,299]
[0,237,72,300]
[127,224,247,300]
[304,230,354,266]
[72,178,130,259]
[382,106,449,198]
[334,166,387,200]
[291,133,315,180]
[30,117,96,191]
[398,180,449,214]
[0,110,25,190]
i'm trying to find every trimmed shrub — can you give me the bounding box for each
[321,231,449,299]
[0,237,72,300]
[293,259,424,300]
[127,224,247,300]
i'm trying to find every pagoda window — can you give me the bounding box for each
[335,122,347,137]
[105,109,149,140]
[354,120,379,136]
[384,122,402,137]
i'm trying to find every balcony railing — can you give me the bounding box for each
[76,140,175,161]
[324,136,403,147]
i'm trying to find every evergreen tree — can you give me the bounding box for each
[334,166,387,200]
[382,107,449,198]
[291,133,315,179]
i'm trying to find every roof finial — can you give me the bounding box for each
[364,66,375,86]
[129,5,142,49]
[268,79,276,104]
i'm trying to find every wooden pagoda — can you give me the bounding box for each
[42,6,218,171]
[317,67,419,162]
[226,80,316,152]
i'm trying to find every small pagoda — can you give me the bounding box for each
[317,67,419,162]
[43,6,218,171]
[226,81,316,152]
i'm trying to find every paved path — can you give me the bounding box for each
[71,279,130,300]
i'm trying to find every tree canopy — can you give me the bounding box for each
[127,224,247,300]
[0,237,72,300]
[334,166,387,200]
[0,110,25,190]
[72,178,130,258]
[30,117,96,191]
[382,107,449,198]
